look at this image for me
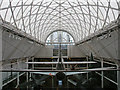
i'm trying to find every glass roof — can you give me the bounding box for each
[0,0,119,43]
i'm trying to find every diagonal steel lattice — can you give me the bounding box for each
[0,0,119,43]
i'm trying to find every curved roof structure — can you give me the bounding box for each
[0,0,119,43]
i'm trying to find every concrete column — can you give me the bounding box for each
[16,60,20,88]
[0,26,3,90]
[101,59,104,88]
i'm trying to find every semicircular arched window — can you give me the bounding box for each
[46,31,75,45]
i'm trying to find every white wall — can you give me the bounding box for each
[78,30,118,59]
[35,45,53,58]
[68,45,86,58]
[2,30,42,60]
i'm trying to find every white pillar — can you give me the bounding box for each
[29,57,34,81]
[87,56,89,80]
[101,59,104,88]
[26,58,29,82]
[0,26,3,90]
[16,60,20,88]
[26,58,29,90]
[17,72,19,86]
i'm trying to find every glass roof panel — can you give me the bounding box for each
[0,0,119,43]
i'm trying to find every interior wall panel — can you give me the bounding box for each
[2,30,42,60]
[78,30,118,59]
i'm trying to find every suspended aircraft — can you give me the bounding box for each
[25,37,115,81]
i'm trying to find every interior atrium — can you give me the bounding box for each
[0,0,120,89]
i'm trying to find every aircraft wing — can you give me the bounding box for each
[81,67,115,72]
[26,61,96,64]
[31,71,87,76]
[0,67,116,72]
[64,72,87,76]
[31,72,57,76]
[63,67,115,76]
[62,61,96,64]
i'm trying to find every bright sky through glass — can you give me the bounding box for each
[0,0,119,43]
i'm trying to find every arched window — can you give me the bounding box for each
[46,31,75,45]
